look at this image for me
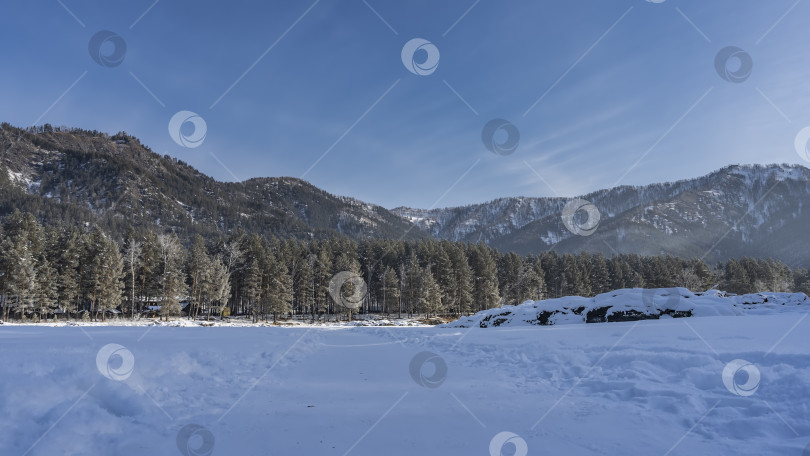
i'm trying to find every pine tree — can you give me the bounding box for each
[265,252,293,323]
[432,242,456,313]
[219,235,245,316]
[676,263,702,290]
[1,211,42,319]
[138,231,162,315]
[242,234,266,322]
[380,266,400,316]
[404,252,422,316]
[576,253,593,296]
[446,244,473,315]
[186,235,208,320]
[157,233,186,320]
[312,243,333,320]
[419,268,443,317]
[123,231,143,319]
[470,244,500,310]
[516,259,544,302]
[560,254,582,297]
[608,258,624,291]
[83,229,124,321]
[202,255,231,320]
[589,253,610,295]
[33,250,58,319]
[295,252,315,320]
[55,228,82,318]
[722,259,749,294]
[95,233,124,321]
[691,260,715,291]
[499,252,523,305]
[333,249,363,320]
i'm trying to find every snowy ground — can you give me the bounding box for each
[2,310,809,455]
[1,315,430,328]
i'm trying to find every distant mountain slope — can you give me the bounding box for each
[0,123,421,242]
[394,164,810,265]
[2,123,809,266]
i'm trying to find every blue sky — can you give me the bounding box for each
[1,0,809,209]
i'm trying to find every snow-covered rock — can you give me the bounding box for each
[442,288,810,328]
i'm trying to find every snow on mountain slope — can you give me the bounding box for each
[442,288,810,328]
[394,164,810,263]
[2,307,809,455]
[0,125,421,243]
[3,123,809,263]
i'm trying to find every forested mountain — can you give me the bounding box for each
[395,164,810,265]
[0,123,420,243]
[2,123,810,266]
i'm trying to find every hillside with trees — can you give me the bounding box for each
[0,123,421,245]
[3,123,810,266]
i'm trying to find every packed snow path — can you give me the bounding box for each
[2,313,809,455]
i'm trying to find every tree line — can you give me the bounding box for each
[1,209,808,323]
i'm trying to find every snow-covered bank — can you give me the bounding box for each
[1,313,809,455]
[442,288,810,328]
[0,316,430,328]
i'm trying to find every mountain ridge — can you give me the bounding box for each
[2,123,809,265]
[393,163,810,259]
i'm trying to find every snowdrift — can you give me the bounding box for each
[442,288,810,328]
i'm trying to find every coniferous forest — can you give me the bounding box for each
[2,209,808,323]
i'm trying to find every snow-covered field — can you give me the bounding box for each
[2,307,809,455]
[1,316,430,328]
